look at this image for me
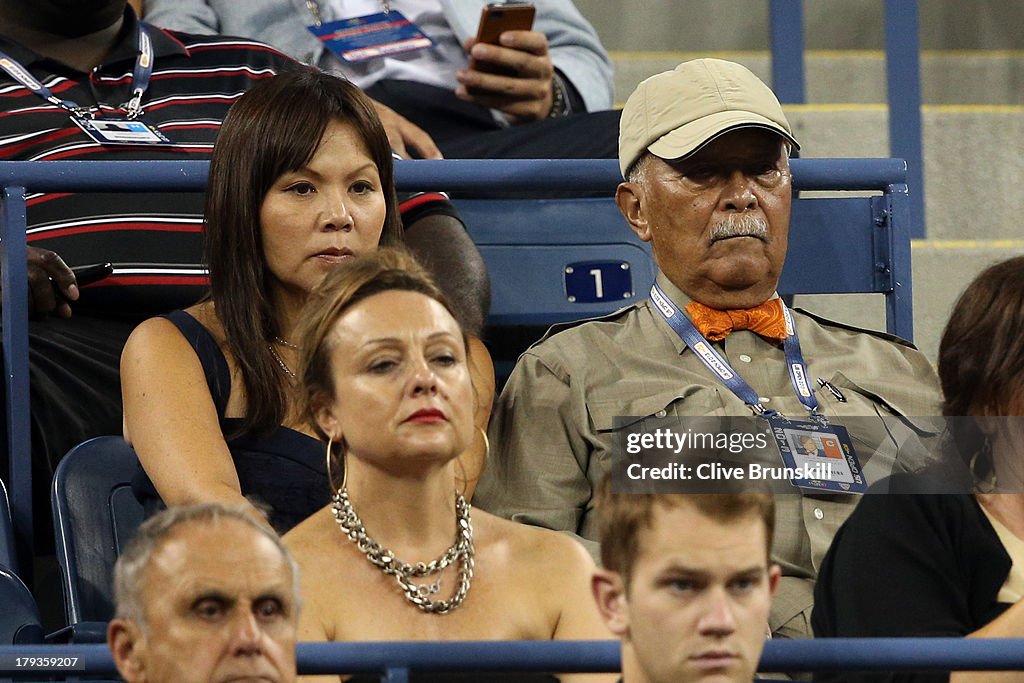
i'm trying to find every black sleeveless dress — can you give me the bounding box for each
[131,310,328,534]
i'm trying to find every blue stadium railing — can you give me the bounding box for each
[769,0,925,238]
[3,638,1024,680]
[0,157,912,572]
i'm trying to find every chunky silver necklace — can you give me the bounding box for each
[331,489,474,614]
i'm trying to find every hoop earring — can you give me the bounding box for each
[477,425,491,461]
[326,435,347,494]
[970,435,997,492]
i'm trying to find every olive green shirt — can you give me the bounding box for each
[475,272,943,638]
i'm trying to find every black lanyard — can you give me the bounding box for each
[0,22,155,119]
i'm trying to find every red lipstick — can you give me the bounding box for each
[405,408,447,423]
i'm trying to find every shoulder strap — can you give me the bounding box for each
[160,310,231,421]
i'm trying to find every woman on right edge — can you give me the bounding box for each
[285,248,613,683]
[812,255,1024,683]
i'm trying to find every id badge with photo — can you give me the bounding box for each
[766,416,868,493]
[308,11,435,63]
[72,115,173,146]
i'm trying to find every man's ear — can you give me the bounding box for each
[767,564,782,598]
[591,568,630,638]
[108,619,146,683]
[615,181,652,243]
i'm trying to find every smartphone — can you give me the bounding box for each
[72,262,114,287]
[469,2,536,77]
[52,262,113,306]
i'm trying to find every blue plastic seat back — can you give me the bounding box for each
[456,193,903,327]
[51,436,146,626]
[456,197,656,326]
[0,565,42,645]
[0,480,15,574]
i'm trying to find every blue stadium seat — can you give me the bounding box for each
[51,436,145,632]
[456,197,656,326]
[0,565,43,646]
[0,480,15,574]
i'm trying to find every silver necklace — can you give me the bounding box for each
[273,336,300,350]
[268,343,296,379]
[331,489,474,614]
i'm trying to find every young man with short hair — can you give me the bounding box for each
[591,478,780,683]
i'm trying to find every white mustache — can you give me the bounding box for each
[709,214,769,242]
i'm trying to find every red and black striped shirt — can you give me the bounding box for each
[0,10,454,317]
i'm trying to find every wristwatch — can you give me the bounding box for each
[547,72,570,118]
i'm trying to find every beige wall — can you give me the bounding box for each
[575,0,1024,52]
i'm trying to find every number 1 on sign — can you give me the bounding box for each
[589,269,604,298]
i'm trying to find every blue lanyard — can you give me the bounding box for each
[650,282,821,418]
[0,22,154,119]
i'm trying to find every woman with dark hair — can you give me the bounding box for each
[121,68,492,533]
[812,255,1024,683]
[284,248,611,682]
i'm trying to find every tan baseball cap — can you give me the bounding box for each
[618,58,800,176]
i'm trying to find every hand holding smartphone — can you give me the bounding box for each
[468,2,536,77]
[72,262,114,287]
[55,262,113,304]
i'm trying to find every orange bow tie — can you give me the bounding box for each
[685,299,789,342]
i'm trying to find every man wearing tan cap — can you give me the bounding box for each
[475,58,941,640]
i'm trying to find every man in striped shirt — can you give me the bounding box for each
[0,0,487,536]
